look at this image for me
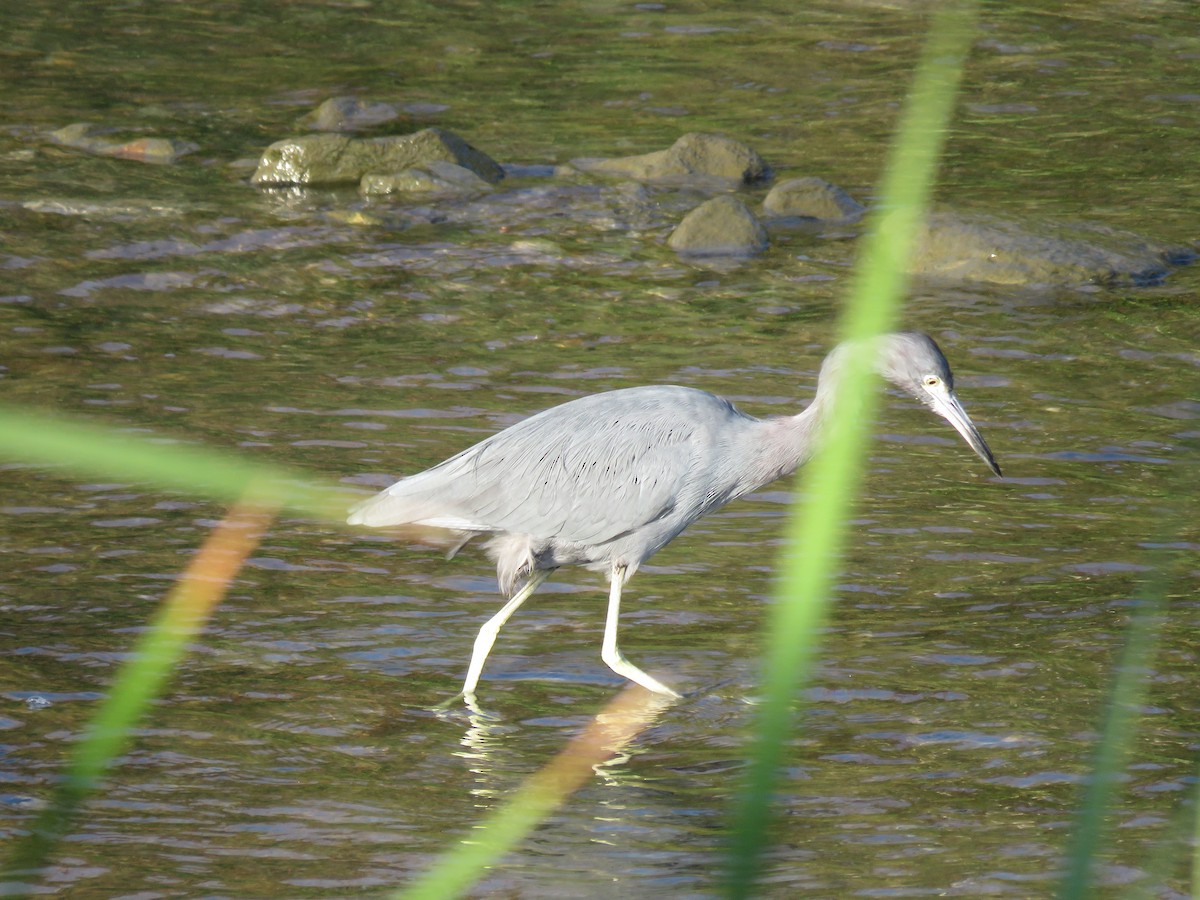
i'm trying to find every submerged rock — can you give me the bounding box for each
[299,96,402,132]
[574,132,771,185]
[47,123,100,147]
[102,138,198,164]
[251,128,504,187]
[668,195,768,257]
[46,123,198,164]
[360,160,493,196]
[762,176,865,221]
[910,212,1194,286]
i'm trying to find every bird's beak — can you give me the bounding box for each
[929,390,1002,477]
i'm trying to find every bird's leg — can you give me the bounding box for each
[458,568,551,703]
[600,565,682,698]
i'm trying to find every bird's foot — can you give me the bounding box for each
[430,689,495,720]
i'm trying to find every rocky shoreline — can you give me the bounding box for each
[42,97,1196,287]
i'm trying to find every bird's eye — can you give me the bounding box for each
[923,376,941,388]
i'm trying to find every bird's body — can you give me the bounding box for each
[349,385,817,594]
[349,332,1001,704]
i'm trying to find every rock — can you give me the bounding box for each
[360,160,493,196]
[101,137,197,164]
[23,198,187,218]
[251,128,504,186]
[909,211,1193,286]
[300,96,402,132]
[762,176,865,221]
[574,132,771,185]
[46,123,198,164]
[667,195,768,257]
[47,123,98,147]
[400,101,451,116]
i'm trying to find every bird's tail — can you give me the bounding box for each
[347,483,486,553]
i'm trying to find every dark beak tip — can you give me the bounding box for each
[977,447,1001,478]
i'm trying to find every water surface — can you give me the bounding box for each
[1,1,1197,896]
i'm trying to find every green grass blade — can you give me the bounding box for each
[2,504,272,888]
[725,4,979,896]
[0,405,349,521]
[0,405,352,885]
[1057,578,1168,900]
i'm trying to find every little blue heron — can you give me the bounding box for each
[348,332,1001,703]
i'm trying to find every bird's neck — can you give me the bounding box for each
[795,342,878,459]
[783,389,834,472]
[730,349,868,498]
[751,358,854,479]
[731,393,829,499]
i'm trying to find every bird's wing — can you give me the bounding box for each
[348,387,739,546]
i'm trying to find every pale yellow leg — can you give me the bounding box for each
[459,569,551,702]
[600,565,681,698]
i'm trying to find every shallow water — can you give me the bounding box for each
[2,1,1198,897]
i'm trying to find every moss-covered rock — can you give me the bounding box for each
[910,212,1193,285]
[575,133,771,185]
[762,177,865,221]
[668,195,768,257]
[360,160,493,196]
[251,128,504,186]
[299,97,402,132]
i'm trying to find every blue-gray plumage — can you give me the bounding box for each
[348,332,1001,703]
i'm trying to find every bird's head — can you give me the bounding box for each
[876,332,1002,477]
